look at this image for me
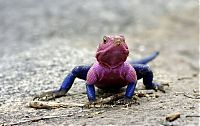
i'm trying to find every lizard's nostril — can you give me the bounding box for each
[114,38,121,46]
[116,42,121,46]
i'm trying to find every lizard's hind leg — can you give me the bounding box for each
[132,64,164,92]
[33,66,91,101]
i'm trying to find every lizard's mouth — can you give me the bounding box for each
[96,44,129,68]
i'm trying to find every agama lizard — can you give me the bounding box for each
[34,35,164,103]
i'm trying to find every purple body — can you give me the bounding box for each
[87,61,137,89]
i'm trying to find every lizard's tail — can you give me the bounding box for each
[130,51,159,64]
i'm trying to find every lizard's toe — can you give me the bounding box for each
[33,91,56,101]
[152,83,166,93]
[33,89,67,101]
[116,97,138,106]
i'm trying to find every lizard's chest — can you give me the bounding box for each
[95,69,128,89]
[99,69,123,80]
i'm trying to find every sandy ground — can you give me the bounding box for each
[0,0,199,126]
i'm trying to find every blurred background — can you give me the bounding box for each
[0,0,198,57]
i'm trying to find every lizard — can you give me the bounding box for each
[34,35,164,103]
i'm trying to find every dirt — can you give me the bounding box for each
[0,0,199,126]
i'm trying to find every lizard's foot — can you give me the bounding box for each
[116,97,138,106]
[84,101,97,108]
[151,83,167,93]
[33,89,67,101]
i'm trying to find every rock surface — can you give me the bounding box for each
[0,0,198,125]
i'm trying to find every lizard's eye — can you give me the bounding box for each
[103,36,107,44]
[122,39,125,43]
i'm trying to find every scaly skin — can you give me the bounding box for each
[86,35,137,101]
[34,35,164,103]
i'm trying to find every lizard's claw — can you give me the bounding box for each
[152,83,166,93]
[116,97,137,106]
[33,89,67,101]
[84,101,97,108]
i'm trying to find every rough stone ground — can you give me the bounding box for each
[0,0,199,126]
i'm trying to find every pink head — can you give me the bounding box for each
[96,35,129,68]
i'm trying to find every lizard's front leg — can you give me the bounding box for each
[117,81,137,104]
[33,65,91,101]
[125,81,137,99]
[86,84,96,102]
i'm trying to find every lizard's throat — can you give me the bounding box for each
[96,46,129,69]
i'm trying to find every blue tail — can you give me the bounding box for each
[130,51,159,64]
